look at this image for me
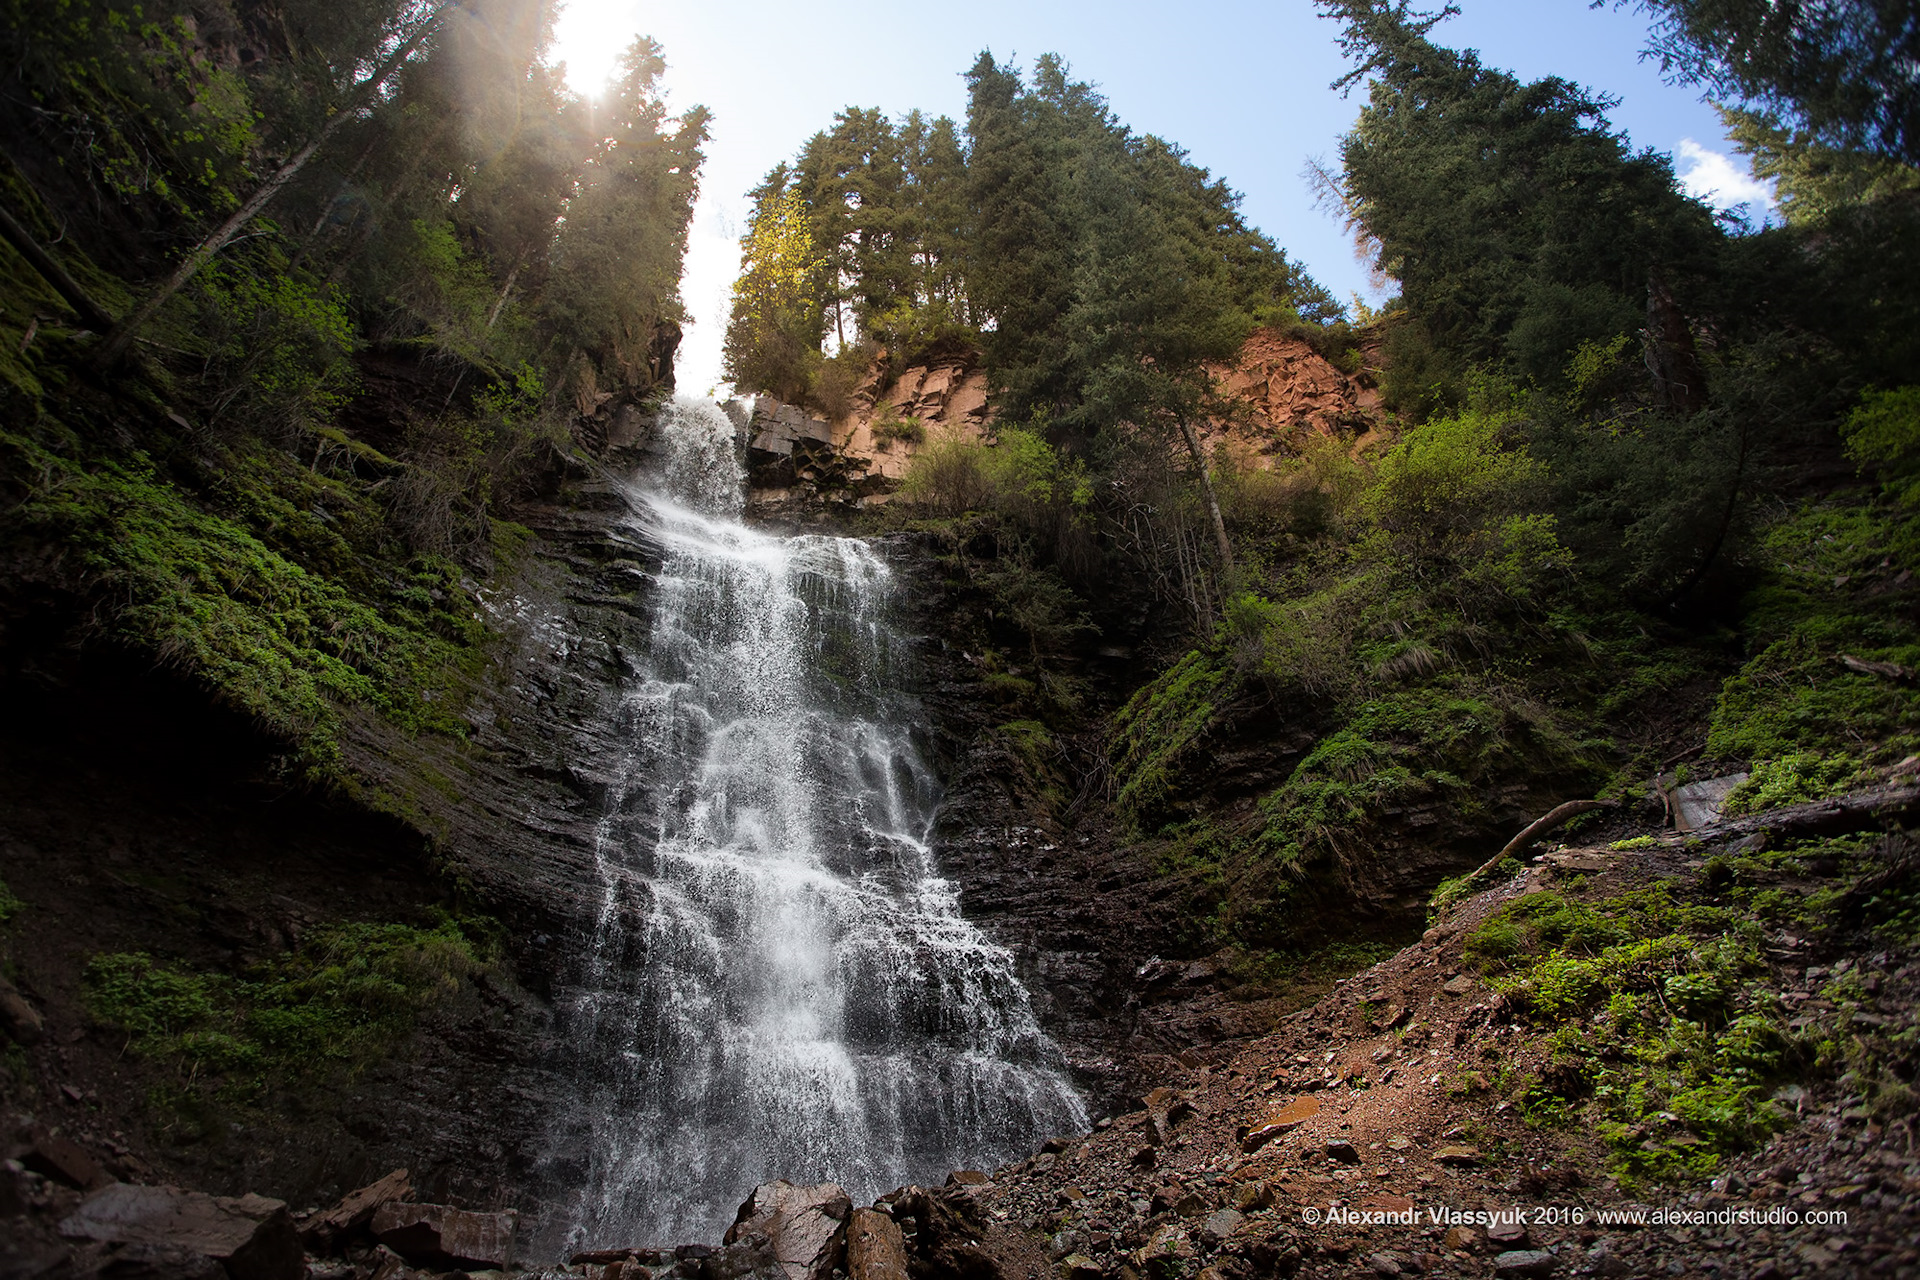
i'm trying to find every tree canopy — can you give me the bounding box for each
[721,52,1342,439]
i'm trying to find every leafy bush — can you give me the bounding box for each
[192,259,358,437]
[872,415,927,448]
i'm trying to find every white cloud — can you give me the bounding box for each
[1675,138,1777,215]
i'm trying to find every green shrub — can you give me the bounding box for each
[872,415,927,448]
[1464,881,1794,1182]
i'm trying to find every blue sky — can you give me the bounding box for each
[547,0,1775,394]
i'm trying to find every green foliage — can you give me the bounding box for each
[1722,107,1920,227]
[723,52,1344,435]
[192,258,358,435]
[1841,387,1920,508]
[871,416,927,448]
[1111,652,1233,830]
[0,877,21,926]
[1706,500,1920,765]
[1464,882,1792,1180]
[1320,2,1720,395]
[1622,0,1920,165]
[83,916,496,1086]
[0,431,487,778]
[1721,752,1867,816]
[1258,688,1567,871]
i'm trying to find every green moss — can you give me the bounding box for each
[1721,751,1869,816]
[83,915,497,1091]
[1463,881,1803,1182]
[1708,499,1920,766]
[1257,686,1575,869]
[0,431,490,780]
[1110,651,1233,830]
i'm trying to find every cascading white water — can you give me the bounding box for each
[545,397,1086,1248]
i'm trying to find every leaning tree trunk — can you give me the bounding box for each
[0,203,118,332]
[92,9,444,370]
[1177,415,1235,572]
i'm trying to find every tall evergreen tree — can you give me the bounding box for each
[1620,0,1920,165]
[1317,0,1722,403]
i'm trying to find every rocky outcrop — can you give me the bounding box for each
[371,1200,516,1270]
[58,1182,304,1280]
[1199,327,1380,458]
[737,328,1382,519]
[723,1181,852,1280]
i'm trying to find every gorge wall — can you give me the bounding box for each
[0,324,1397,1260]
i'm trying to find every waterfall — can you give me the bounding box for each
[542,397,1086,1249]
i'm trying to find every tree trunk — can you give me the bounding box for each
[0,204,118,332]
[92,9,444,370]
[1177,415,1234,572]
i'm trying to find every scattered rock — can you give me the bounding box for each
[1491,1248,1560,1277]
[725,1180,851,1280]
[845,1207,906,1280]
[1199,1209,1244,1244]
[1487,1215,1529,1247]
[300,1168,411,1251]
[58,1182,303,1280]
[1056,1254,1103,1280]
[23,1133,106,1190]
[944,1170,991,1187]
[371,1201,515,1270]
[1442,975,1475,996]
[1431,1145,1481,1165]
[1369,1253,1403,1277]
[1442,1226,1480,1252]
[1241,1095,1321,1152]
[1325,1140,1361,1164]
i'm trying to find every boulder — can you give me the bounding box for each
[845,1207,907,1280]
[700,1237,788,1280]
[58,1182,303,1280]
[724,1180,852,1280]
[300,1167,411,1251]
[370,1201,515,1270]
[0,975,43,1045]
[23,1133,107,1190]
